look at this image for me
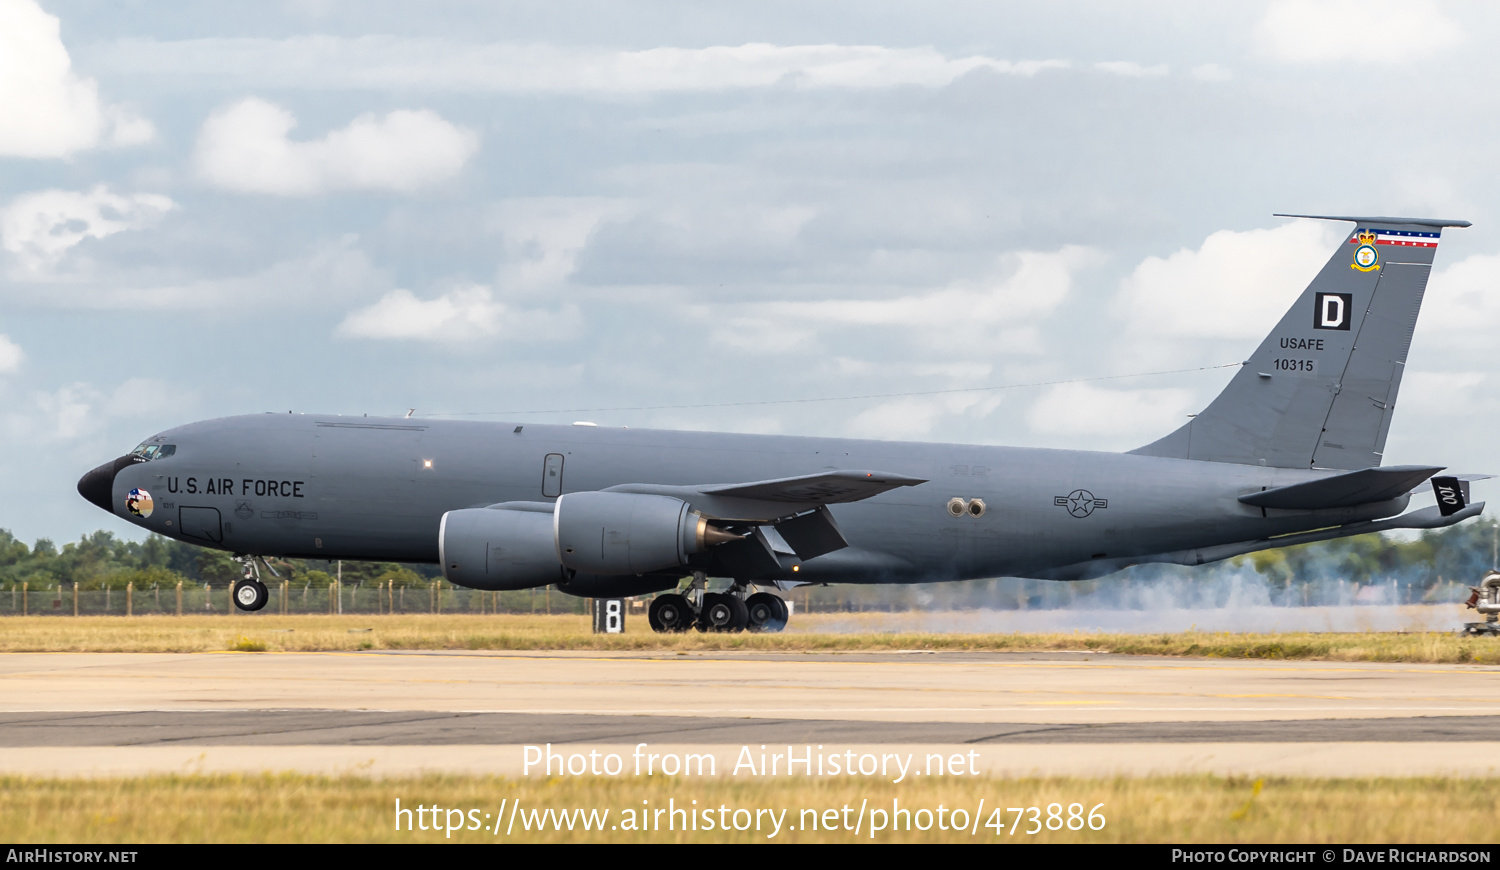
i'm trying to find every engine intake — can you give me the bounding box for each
[554,491,739,575]
[440,507,564,590]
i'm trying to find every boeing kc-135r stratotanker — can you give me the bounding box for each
[78,215,1486,632]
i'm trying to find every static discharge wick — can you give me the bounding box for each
[423,361,1245,418]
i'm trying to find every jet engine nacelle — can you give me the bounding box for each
[439,507,564,590]
[554,491,738,575]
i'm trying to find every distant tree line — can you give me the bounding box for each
[2,516,1496,609]
[0,529,442,593]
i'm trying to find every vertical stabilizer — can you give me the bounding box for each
[1130,215,1468,470]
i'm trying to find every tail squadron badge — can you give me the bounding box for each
[1350,230,1380,272]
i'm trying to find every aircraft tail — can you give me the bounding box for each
[1130,214,1469,470]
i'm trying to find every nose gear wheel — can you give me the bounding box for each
[233,579,269,611]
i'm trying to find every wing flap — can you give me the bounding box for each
[1239,465,1443,511]
[774,506,849,560]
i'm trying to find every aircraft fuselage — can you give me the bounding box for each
[83,412,1404,585]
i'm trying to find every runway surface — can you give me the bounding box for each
[6,710,1500,746]
[3,650,1498,777]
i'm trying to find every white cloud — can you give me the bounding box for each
[8,234,387,310]
[1094,61,1169,77]
[1256,0,1463,64]
[2,378,183,442]
[1398,370,1486,410]
[1411,253,1500,378]
[1113,220,1342,340]
[687,247,1096,369]
[29,383,94,440]
[847,393,1004,441]
[488,197,629,294]
[0,0,154,158]
[0,335,22,373]
[91,37,1069,93]
[1190,64,1232,82]
[193,98,479,196]
[1027,382,1195,442]
[1424,253,1500,332]
[337,286,499,340]
[0,185,175,273]
[753,246,1098,342]
[336,284,578,342]
[143,235,387,310]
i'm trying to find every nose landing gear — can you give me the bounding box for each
[647,574,791,634]
[231,555,272,612]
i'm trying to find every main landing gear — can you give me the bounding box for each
[648,575,790,634]
[231,555,271,612]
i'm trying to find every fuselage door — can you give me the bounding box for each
[179,505,223,543]
[542,453,564,498]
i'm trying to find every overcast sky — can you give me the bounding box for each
[4,0,1500,545]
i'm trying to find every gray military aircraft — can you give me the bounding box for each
[78,214,1484,632]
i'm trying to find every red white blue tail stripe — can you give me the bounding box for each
[1351,228,1441,248]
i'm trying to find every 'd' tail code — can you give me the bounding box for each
[1131,214,1469,470]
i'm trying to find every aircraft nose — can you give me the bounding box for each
[77,456,130,513]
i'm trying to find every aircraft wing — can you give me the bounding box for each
[599,471,923,570]
[1238,465,1444,511]
[697,470,927,504]
[605,470,927,525]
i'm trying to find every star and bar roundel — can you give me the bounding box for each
[1054,489,1108,518]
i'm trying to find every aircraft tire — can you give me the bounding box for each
[698,593,748,633]
[648,593,694,633]
[725,594,749,632]
[745,592,788,633]
[233,579,269,612]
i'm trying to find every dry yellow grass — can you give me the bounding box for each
[0,613,1497,662]
[1,773,1495,843]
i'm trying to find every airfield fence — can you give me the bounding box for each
[0,580,610,617]
[0,577,1437,618]
[0,581,849,617]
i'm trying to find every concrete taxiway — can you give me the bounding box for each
[3,650,1498,777]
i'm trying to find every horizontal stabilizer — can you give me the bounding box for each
[1238,465,1443,510]
[1027,500,1484,581]
[1272,213,1471,228]
[700,470,926,503]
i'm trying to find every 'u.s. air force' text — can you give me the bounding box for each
[165,477,305,497]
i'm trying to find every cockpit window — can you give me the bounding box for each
[129,442,177,461]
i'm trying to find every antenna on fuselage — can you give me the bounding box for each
[405,408,415,418]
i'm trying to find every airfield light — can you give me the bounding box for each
[423,460,433,469]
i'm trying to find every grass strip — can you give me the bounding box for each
[0,614,1496,663]
[2,772,1496,843]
